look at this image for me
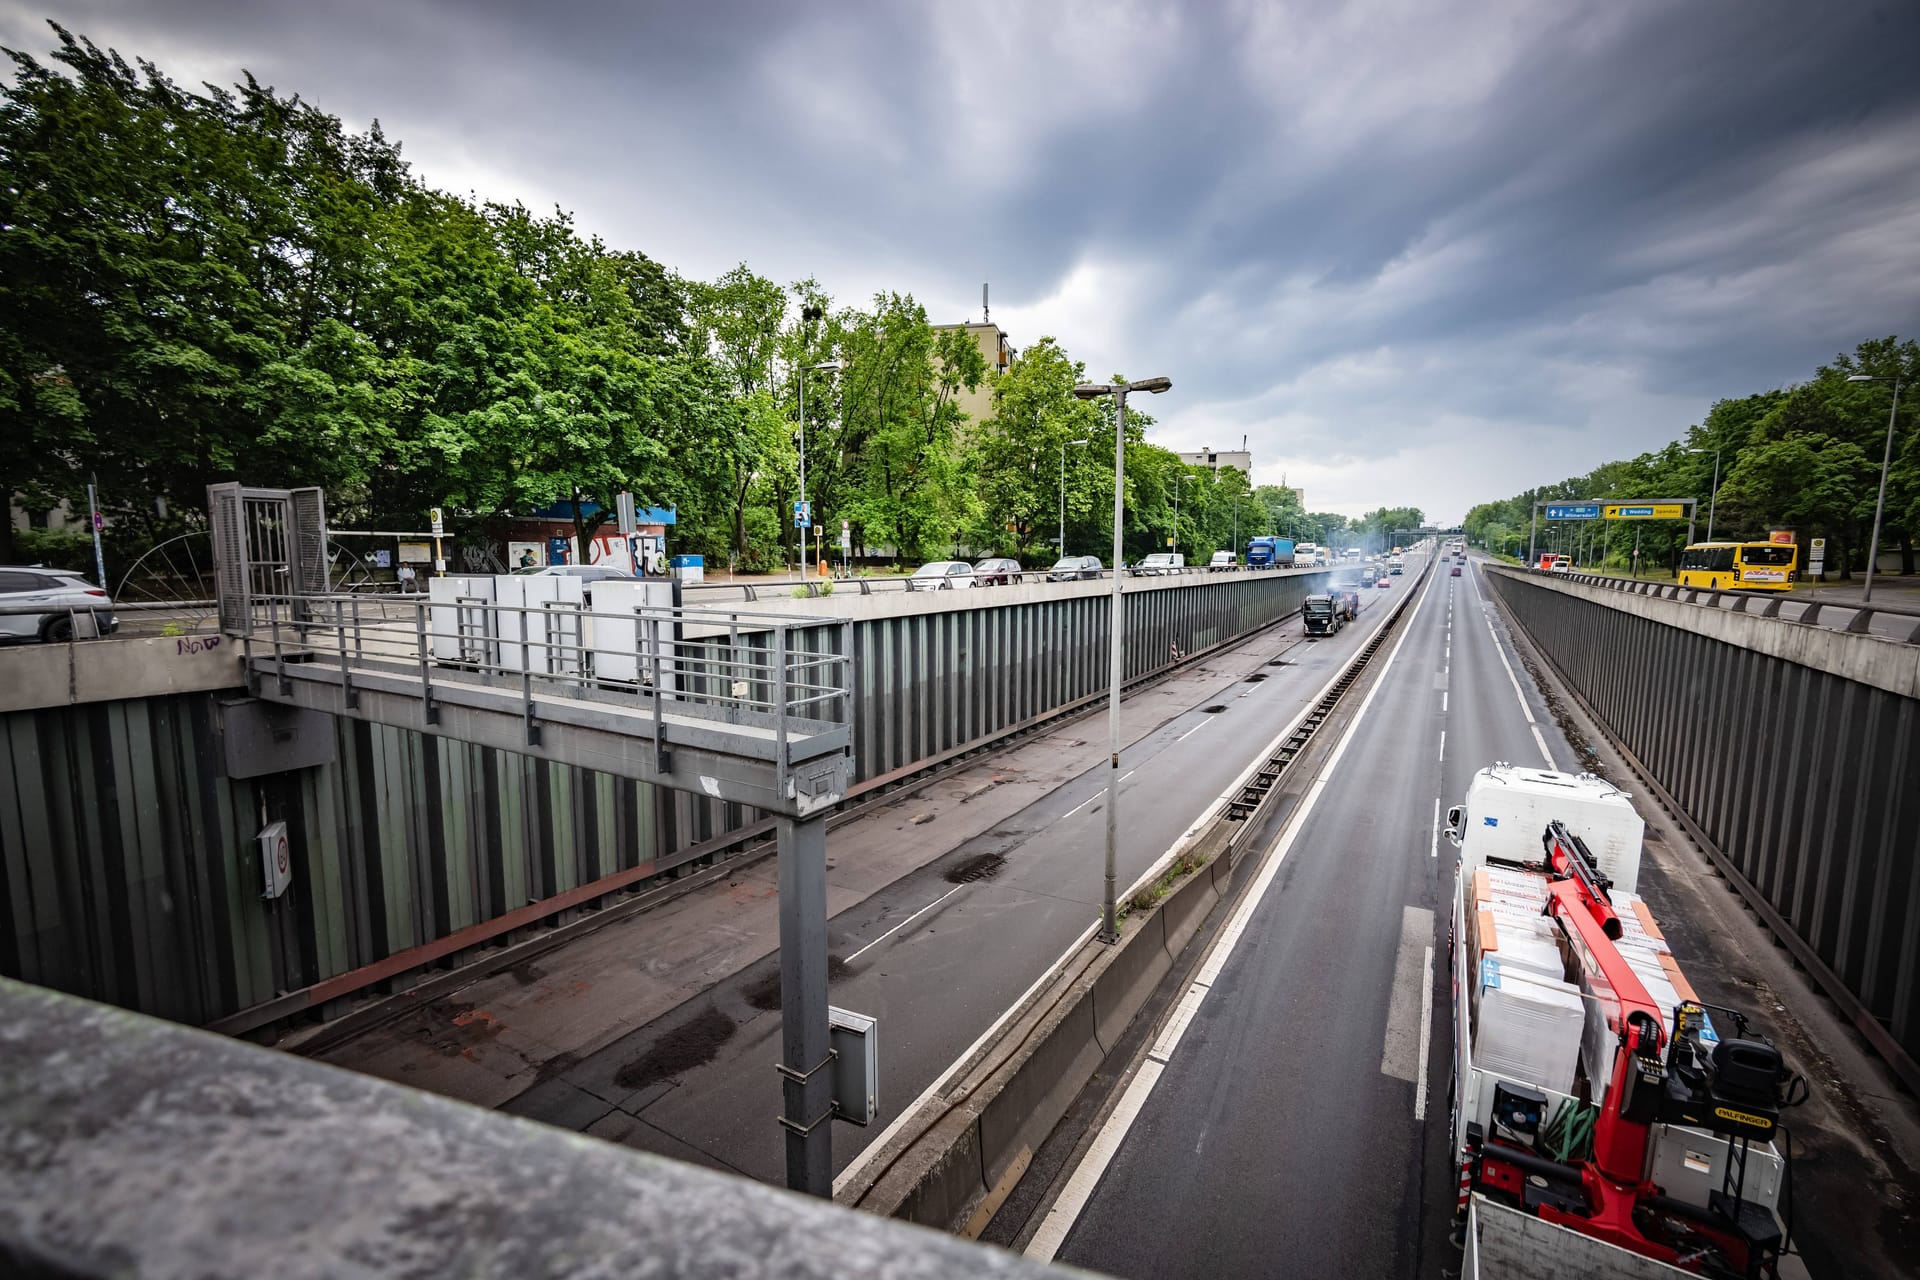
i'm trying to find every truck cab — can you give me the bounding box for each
[1302,593,1343,637]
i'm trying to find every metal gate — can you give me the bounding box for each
[208,483,330,633]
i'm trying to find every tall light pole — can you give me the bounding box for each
[796,359,841,560]
[1847,373,1906,603]
[1172,473,1195,557]
[1073,375,1172,944]
[1060,438,1089,554]
[1688,446,1723,539]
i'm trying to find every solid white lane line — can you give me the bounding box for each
[1175,718,1212,743]
[1028,565,1437,1259]
[1483,614,1558,770]
[840,603,1409,1200]
[1430,797,1440,859]
[1023,1059,1165,1262]
[1414,944,1435,1121]
[845,885,964,964]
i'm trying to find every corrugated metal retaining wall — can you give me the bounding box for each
[1,571,1324,1028]
[1484,568,1920,1087]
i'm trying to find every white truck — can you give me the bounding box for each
[1445,766,1800,1278]
[1295,543,1322,567]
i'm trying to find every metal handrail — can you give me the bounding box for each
[242,592,853,739]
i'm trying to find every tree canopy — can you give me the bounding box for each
[1464,337,1918,576]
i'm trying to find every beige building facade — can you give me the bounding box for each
[935,321,1013,429]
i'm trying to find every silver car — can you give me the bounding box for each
[0,565,119,642]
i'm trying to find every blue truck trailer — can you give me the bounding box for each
[1246,536,1296,569]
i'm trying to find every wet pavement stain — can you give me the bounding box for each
[1202,704,1228,714]
[743,955,851,1011]
[946,851,1008,884]
[613,1006,737,1090]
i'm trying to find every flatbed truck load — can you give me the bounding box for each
[1444,765,1804,1278]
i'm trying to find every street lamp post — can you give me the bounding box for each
[797,359,841,563]
[1847,374,1907,603]
[1061,438,1089,554]
[1172,473,1195,557]
[1073,375,1172,944]
[1688,446,1723,540]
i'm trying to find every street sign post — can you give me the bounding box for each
[1603,503,1687,520]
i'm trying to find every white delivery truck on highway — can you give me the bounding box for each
[1444,765,1802,1278]
[1295,543,1322,567]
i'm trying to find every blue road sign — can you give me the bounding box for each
[1544,504,1602,520]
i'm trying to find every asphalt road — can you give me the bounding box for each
[1043,556,1571,1278]
[500,562,1428,1185]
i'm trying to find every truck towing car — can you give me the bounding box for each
[1445,765,1802,1277]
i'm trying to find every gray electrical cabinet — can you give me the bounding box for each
[828,1007,878,1126]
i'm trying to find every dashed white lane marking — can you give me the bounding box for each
[1438,729,1446,762]
[1430,797,1440,859]
[1441,690,1448,712]
[845,885,964,963]
[1415,944,1435,1121]
[1382,906,1436,1083]
[1026,563,1439,1261]
[1175,718,1212,743]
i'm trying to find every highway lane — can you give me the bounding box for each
[501,562,1428,1184]
[1038,555,1581,1277]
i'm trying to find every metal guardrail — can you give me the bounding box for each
[679,562,1310,602]
[1526,567,1920,644]
[0,597,221,641]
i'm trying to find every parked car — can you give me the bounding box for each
[1208,550,1237,572]
[1047,555,1102,582]
[512,562,639,604]
[973,557,1022,586]
[907,560,977,591]
[1132,552,1184,576]
[0,565,119,643]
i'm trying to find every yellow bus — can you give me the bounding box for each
[1676,541,1797,591]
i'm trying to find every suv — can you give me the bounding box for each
[0,566,119,642]
[973,557,1022,586]
[1047,555,1102,582]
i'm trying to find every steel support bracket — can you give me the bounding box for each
[776,1106,837,1138]
[774,1050,837,1085]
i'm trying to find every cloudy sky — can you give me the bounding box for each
[6,1,1918,522]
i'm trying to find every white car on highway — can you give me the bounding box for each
[906,560,978,590]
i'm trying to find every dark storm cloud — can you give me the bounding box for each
[5,0,1917,517]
